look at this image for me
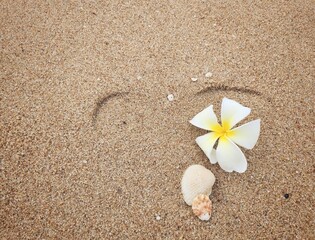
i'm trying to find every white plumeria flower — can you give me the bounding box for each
[190,98,261,173]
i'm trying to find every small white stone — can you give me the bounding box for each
[82,160,87,164]
[205,72,213,78]
[167,94,174,101]
[155,215,161,221]
[137,76,142,80]
[191,77,198,82]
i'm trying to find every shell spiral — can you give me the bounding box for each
[192,194,212,221]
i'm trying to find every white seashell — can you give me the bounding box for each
[181,165,215,206]
[167,94,174,101]
[192,194,212,221]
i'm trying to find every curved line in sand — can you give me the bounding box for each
[197,84,262,96]
[92,92,129,125]
[92,85,264,125]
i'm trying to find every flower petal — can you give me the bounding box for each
[196,132,220,161]
[216,137,248,173]
[209,148,217,164]
[229,119,261,149]
[221,98,251,129]
[190,105,222,131]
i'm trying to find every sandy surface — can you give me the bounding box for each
[1,1,314,239]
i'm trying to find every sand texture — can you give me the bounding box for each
[1,1,314,239]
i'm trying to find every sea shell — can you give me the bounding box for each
[181,165,215,205]
[192,194,212,221]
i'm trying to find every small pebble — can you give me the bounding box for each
[205,72,213,78]
[155,215,161,221]
[284,193,289,199]
[137,76,142,80]
[167,94,174,101]
[191,77,198,82]
[82,160,87,164]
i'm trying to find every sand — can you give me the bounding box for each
[1,1,314,239]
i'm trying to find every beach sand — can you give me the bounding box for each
[1,1,314,239]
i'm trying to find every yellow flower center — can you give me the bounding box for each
[212,123,234,139]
